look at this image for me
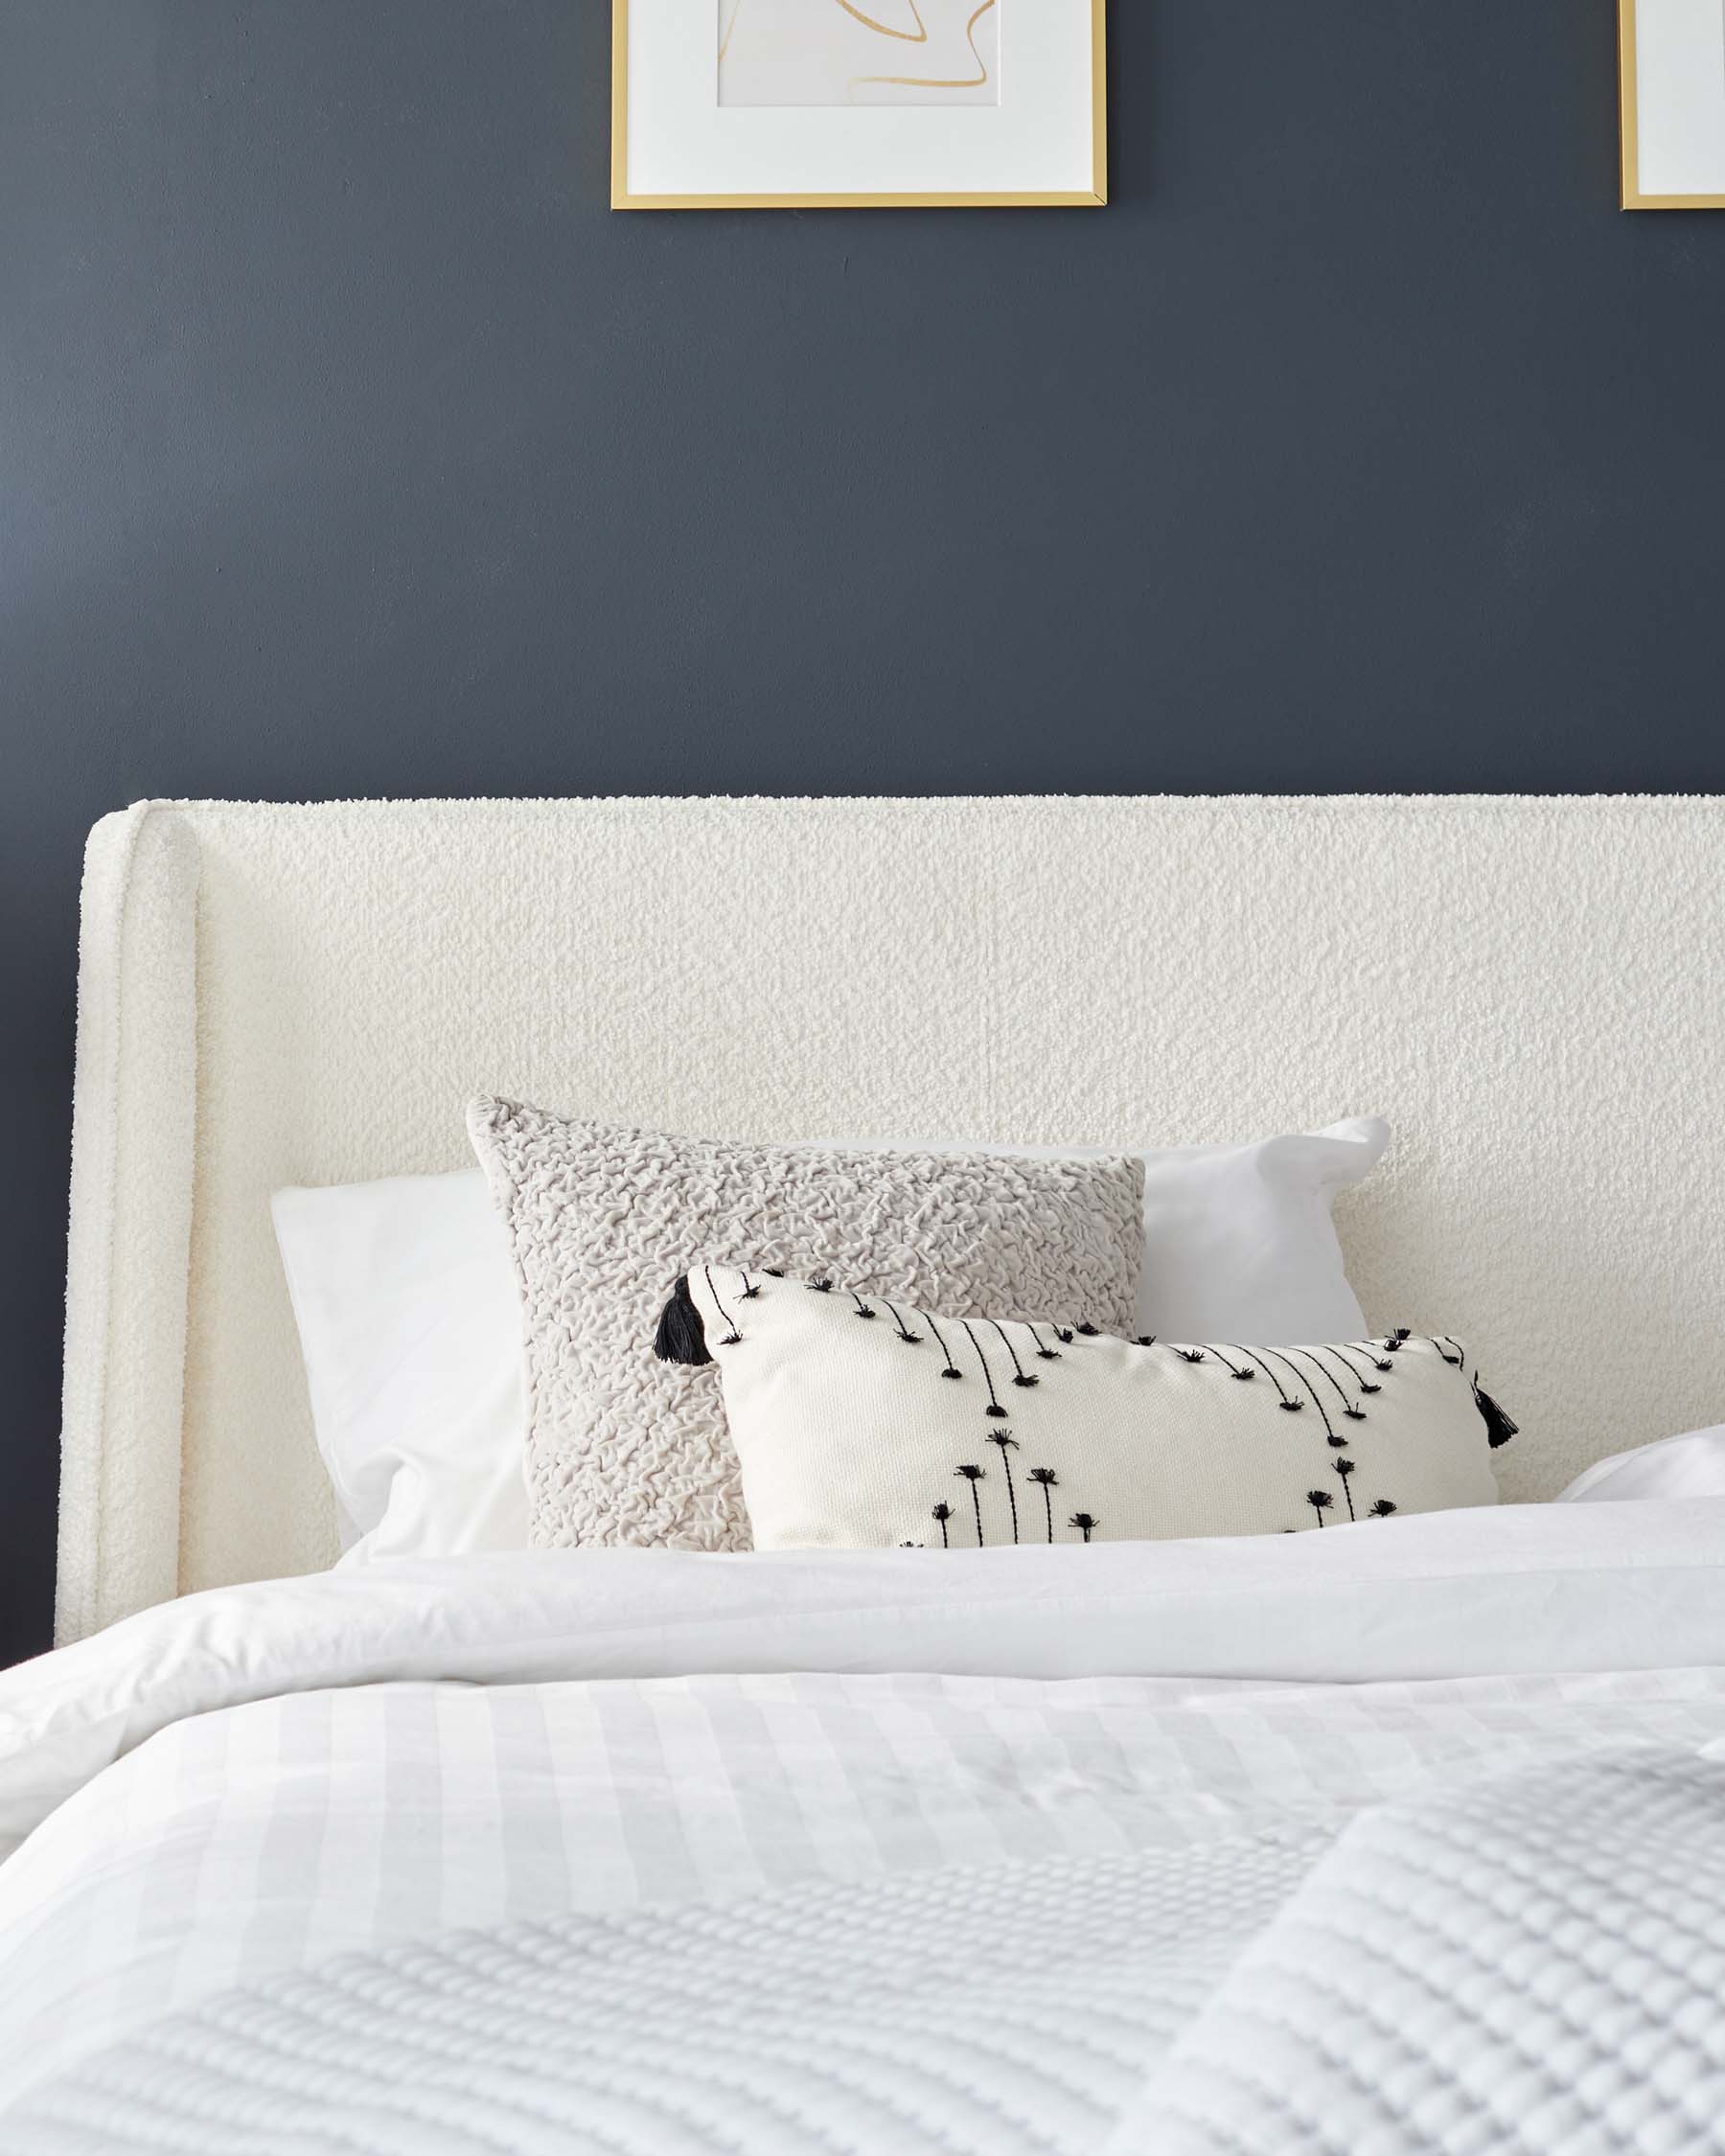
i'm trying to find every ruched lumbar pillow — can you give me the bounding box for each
[467,1102,1143,1550]
[667,1265,1514,1551]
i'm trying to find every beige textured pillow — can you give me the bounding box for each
[680,1264,1513,1550]
[466,1100,1143,1549]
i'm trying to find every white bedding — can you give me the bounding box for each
[1113,1748,1725,2155]
[14,1753,1725,2155]
[4,1502,1724,2145]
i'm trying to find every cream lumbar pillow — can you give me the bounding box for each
[466,1101,1144,1550]
[667,1265,1515,1549]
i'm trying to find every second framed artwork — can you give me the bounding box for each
[1621,0,1725,207]
[612,0,1107,210]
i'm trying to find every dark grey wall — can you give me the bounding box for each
[3,1,1721,1664]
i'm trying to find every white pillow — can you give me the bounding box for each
[818,1116,1389,1343]
[1557,1426,1725,1504]
[271,1172,528,1565]
[275,1116,1386,1563]
[672,1266,1507,1550]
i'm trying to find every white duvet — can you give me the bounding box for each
[2,1501,1723,2150]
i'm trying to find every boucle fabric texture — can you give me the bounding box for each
[59,795,1725,1642]
[467,1101,1143,1549]
[682,1265,1506,1550]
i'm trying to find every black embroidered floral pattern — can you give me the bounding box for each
[955,1463,987,1546]
[668,1270,1517,1551]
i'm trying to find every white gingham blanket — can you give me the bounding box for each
[3,1512,1723,2146]
[12,1750,1725,2155]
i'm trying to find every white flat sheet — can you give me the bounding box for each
[2,1501,1723,2121]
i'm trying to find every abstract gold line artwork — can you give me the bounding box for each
[831,1,930,41]
[718,0,1001,108]
[857,0,997,90]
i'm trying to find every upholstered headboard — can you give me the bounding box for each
[56,795,1725,1644]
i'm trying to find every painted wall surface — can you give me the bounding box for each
[2,2,1721,1664]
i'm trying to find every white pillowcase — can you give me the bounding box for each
[819,1116,1390,1343]
[675,1265,1506,1550]
[272,1172,528,1565]
[275,1115,1386,1563]
[1558,1426,1725,1504]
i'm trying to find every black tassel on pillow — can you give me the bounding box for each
[1474,1380,1518,1449]
[653,1275,712,1365]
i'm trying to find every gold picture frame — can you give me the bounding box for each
[1620,0,1725,209]
[612,0,1108,211]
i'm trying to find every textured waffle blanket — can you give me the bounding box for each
[5,1511,1725,2149]
[10,1752,1725,2155]
[1113,1748,1725,2156]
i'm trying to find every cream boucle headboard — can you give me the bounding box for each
[56,795,1725,1645]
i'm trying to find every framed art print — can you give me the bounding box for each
[612,0,1107,210]
[1621,0,1725,207]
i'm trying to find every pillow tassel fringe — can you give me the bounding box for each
[654,1276,712,1366]
[1475,1381,1518,1449]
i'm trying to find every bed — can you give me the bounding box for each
[7,794,1725,2151]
